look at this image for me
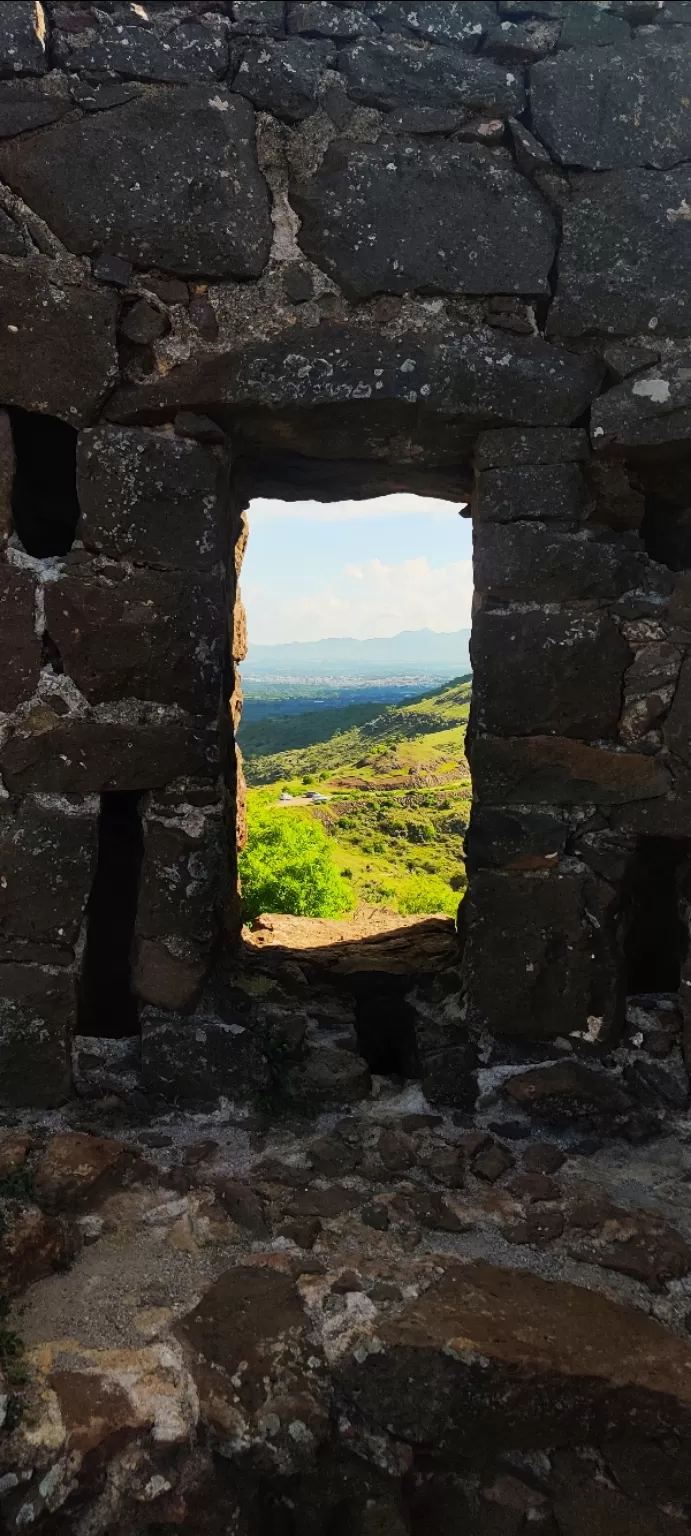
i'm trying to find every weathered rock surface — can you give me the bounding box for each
[471,735,672,803]
[0,963,75,1108]
[232,37,335,119]
[43,568,224,714]
[472,609,630,738]
[33,1132,132,1212]
[0,268,118,424]
[464,872,615,1038]
[294,141,556,298]
[532,36,691,168]
[550,168,691,337]
[0,87,272,277]
[0,797,98,950]
[337,38,525,113]
[76,427,228,571]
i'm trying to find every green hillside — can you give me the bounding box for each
[242,678,472,916]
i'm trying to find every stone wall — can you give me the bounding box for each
[1,0,691,1103]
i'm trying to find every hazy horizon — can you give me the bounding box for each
[242,494,472,646]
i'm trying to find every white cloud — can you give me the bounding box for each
[248,493,466,524]
[245,555,473,644]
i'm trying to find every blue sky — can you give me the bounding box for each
[242,494,472,645]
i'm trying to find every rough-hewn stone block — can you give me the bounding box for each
[0,563,40,712]
[592,358,691,453]
[532,37,691,169]
[474,426,589,469]
[133,802,222,1010]
[0,3,46,77]
[107,326,603,432]
[0,268,118,425]
[471,610,630,737]
[464,805,567,872]
[474,463,589,522]
[43,569,224,714]
[76,427,228,572]
[549,169,691,338]
[0,87,272,279]
[0,709,213,794]
[294,141,556,298]
[0,963,74,1108]
[0,77,70,136]
[371,3,497,46]
[663,657,691,765]
[471,735,672,804]
[231,38,335,119]
[337,38,525,112]
[463,870,616,1039]
[0,796,98,949]
[288,3,379,38]
[140,1008,269,1101]
[473,524,645,601]
[55,18,228,82]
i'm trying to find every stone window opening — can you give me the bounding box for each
[7,405,80,558]
[624,836,691,997]
[78,790,144,1039]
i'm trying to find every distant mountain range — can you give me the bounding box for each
[244,627,471,677]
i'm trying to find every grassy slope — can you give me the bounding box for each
[243,678,472,914]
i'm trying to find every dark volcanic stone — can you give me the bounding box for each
[55,20,228,82]
[0,798,98,948]
[336,1258,691,1451]
[135,806,221,959]
[664,658,691,765]
[230,1,286,33]
[550,168,691,338]
[119,299,168,345]
[558,6,631,47]
[231,38,334,120]
[294,141,556,299]
[0,87,272,278]
[464,872,617,1040]
[474,426,589,468]
[372,2,497,46]
[76,427,227,571]
[473,523,645,602]
[106,325,603,431]
[0,963,74,1108]
[0,268,118,425]
[0,565,40,711]
[471,736,672,805]
[0,78,70,135]
[471,610,631,738]
[288,3,379,39]
[0,208,23,255]
[464,806,567,873]
[0,710,212,794]
[591,356,691,453]
[215,1178,268,1236]
[0,3,46,77]
[532,36,691,169]
[504,1061,632,1119]
[474,462,589,521]
[141,1010,269,1102]
[44,568,224,715]
[337,39,525,114]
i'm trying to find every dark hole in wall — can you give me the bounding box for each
[8,406,79,557]
[78,792,144,1038]
[351,976,420,1077]
[624,836,691,994]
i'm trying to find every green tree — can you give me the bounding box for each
[239,808,355,922]
[396,874,458,916]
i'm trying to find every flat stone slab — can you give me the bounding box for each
[294,140,556,298]
[532,36,691,169]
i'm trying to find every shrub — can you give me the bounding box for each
[396,874,458,916]
[239,808,355,922]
